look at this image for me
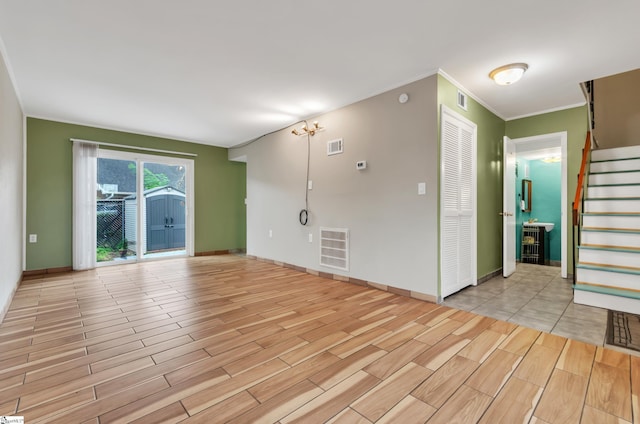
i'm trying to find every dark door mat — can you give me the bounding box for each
[606,310,640,352]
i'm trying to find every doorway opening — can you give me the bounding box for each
[510,132,567,278]
[96,149,194,265]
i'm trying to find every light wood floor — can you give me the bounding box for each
[1,255,638,423]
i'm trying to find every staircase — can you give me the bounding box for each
[574,144,640,314]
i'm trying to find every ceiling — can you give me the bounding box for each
[1,1,639,148]
[515,133,563,160]
[517,147,561,161]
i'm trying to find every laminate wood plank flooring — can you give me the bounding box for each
[0,254,638,423]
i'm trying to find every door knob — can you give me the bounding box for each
[499,212,513,216]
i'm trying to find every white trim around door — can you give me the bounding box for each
[510,132,567,278]
[96,148,195,266]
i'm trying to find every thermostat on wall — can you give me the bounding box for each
[356,160,367,170]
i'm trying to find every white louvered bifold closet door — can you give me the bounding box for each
[440,106,477,298]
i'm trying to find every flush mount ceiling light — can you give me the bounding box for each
[292,121,324,136]
[489,63,528,85]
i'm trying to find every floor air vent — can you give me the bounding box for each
[320,227,349,271]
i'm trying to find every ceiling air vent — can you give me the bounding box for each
[320,227,349,271]
[457,90,468,111]
[327,138,343,156]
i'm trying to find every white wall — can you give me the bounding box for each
[0,48,24,319]
[230,75,439,297]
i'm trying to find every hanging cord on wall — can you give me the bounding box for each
[228,118,312,225]
[299,120,310,225]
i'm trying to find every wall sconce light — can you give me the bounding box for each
[292,121,324,136]
[489,63,528,85]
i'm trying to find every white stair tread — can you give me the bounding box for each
[581,232,640,248]
[577,262,640,274]
[584,198,640,213]
[581,244,640,251]
[582,215,640,231]
[575,282,640,297]
[589,172,640,185]
[592,145,640,161]
[587,185,640,198]
[574,289,640,315]
[578,248,640,269]
[576,267,640,292]
[583,227,640,232]
[591,158,640,173]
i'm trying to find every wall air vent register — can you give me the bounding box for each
[457,90,468,111]
[320,227,349,271]
[327,138,344,156]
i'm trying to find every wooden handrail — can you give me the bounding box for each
[572,131,592,225]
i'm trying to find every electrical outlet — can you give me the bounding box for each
[269,229,273,238]
[418,182,426,195]
[308,180,313,190]
[29,234,37,243]
[308,233,313,243]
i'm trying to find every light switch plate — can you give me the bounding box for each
[418,182,426,195]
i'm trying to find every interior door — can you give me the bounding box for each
[503,136,516,277]
[441,107,477,298]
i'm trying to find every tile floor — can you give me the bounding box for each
[443,262,609,346]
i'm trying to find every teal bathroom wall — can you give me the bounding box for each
[516,158,530,260]
[515,158,561,261]
[530,160,561,261]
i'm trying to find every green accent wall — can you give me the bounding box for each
[506,105,588,271]
[26,118,246,270]
[438,74,506,281]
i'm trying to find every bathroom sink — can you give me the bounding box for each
[524,222,555,232]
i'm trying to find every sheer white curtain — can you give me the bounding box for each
[72,141,98,270]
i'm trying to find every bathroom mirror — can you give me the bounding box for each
[522,179,532,212]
